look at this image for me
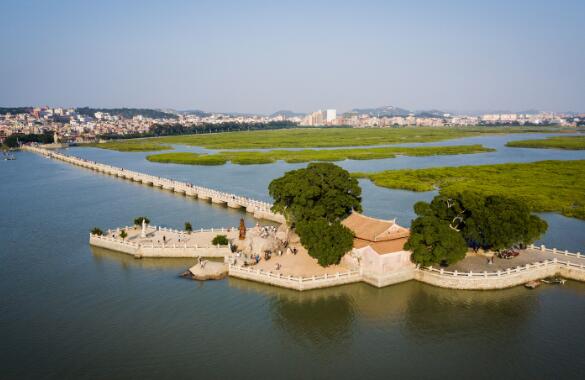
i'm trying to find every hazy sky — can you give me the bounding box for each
[1,0,584,114]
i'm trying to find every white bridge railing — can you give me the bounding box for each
[25,145,279,218]
[420,244,585,278]
[91,224,235,249]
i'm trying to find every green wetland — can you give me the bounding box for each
[87,139,172,151]
[355,160,585,220]
[145,144,494,165]
[90,126,575,151]
[506,135,585,150]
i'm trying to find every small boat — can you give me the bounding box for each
[542,276,566,285]
[525,280,541,289]
[2,151,15,160]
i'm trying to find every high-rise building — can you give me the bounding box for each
[325,109,336,123]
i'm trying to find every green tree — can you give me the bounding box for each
[119,230,128,240]
[133,216,150,226]
[406,192,548,266]
[296,219,355,266]
[91,227,103,236]
[184,222,192,233]
[269,162,362,225]
[405,204,468,266]
[269,163,362,267]
[458,194,547,251]
[212,234,229,246]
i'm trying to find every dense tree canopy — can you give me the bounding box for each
[458,193,548,251]
[406,192,548,266]
[405,212,468,266]
[269,162,362,225]
[95,121,298,142]
[269,163,362,266]
[296,219,355,266]
[3,132,53,148]
[133,216,150,225]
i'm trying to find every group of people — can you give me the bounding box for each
[259,225,277,239]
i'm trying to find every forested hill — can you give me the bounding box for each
[76,107,178,119]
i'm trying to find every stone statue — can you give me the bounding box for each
[141,219,146,238]
[239,218,246,240]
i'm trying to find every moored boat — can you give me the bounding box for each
[542,276,566,285]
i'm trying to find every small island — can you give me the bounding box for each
[90,162,585,291]
[506,135,585,150]
[145,145,494,166]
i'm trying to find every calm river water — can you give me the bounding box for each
[1,133,584,379]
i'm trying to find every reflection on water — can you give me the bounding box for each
[402,284,537,340]
[270,292,355,346]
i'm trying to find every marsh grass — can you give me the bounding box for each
[506,136,585,150]
[87,140,173,152]
[354,160,585,220]
[146,145,494,166]
[151,127,572,149]
[87,126,575,151]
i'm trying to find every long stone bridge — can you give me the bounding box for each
[24,145,285,223]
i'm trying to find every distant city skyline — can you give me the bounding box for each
[1,0,584,113]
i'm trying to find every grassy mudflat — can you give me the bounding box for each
[152,126,573,149]
[146,145,494,165]
[152,127,486,149]
[87,140,172,152]
[87,127,573,151]
[506,135,585,150]
[354,160,585,220]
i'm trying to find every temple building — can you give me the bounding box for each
[341,212,414,277]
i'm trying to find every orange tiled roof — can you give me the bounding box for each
[342,212,409,242]
[353,237,408,254]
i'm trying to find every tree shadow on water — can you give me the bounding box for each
[269,291,356,347]
[402,284,540,341]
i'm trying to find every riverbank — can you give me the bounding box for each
[87,140,173,152]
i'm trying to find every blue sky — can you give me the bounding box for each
[1,0,584,113]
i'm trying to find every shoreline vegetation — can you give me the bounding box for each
[86,140,173,152]
[353,160,585,220]
[84,126,576,152]
[145,145,495,165]
[506,136,585,150]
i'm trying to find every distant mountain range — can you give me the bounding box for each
[178,109,211,117]
[270,110,305,118]
[413,109,447,118]
[349,106,411,117]
[348,106,450,117]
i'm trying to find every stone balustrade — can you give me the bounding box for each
[24,145,284,223]
[228,244,585,291]
[416,244,585,289]
[228,264,362,291]
[90,224,234,258]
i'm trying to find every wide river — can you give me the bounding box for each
[1,133,584,379]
